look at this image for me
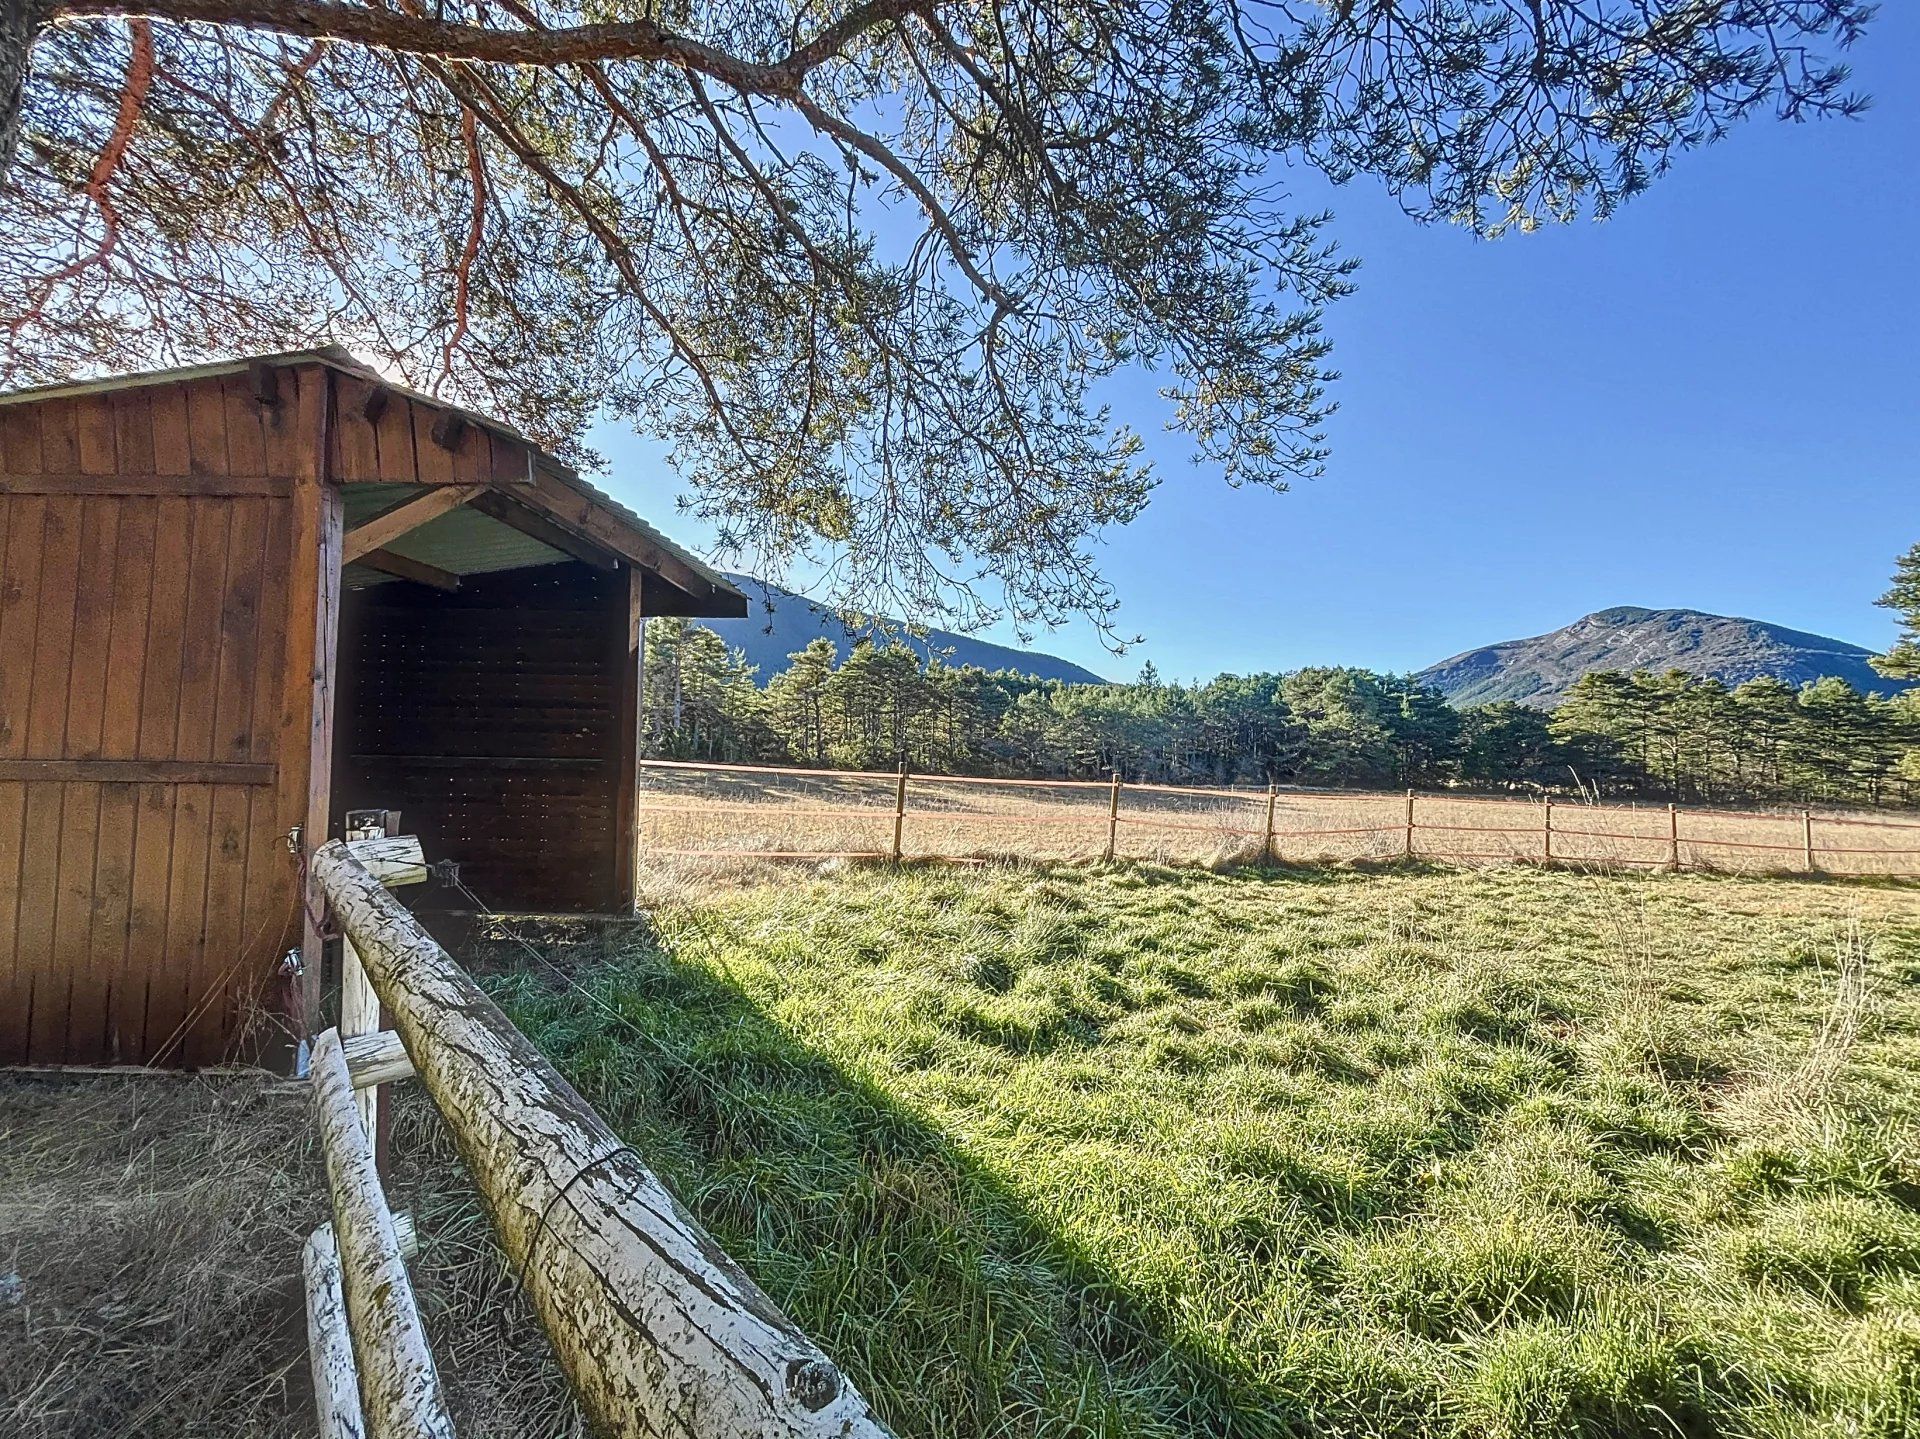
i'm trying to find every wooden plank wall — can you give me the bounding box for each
[334,566,625,914]
[0,372,314,1065]
[327,369,529,487]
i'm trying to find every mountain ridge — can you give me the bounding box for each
[1415,606,1910,708]
[702,575,1110,686]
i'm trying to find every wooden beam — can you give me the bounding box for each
[0,473,292,496]
[310,1027,455,1439]
[306,1208,420,1438]
[352,548,461,592]
[344,1028,415,1089]
[468,489,618,571]
[343,485,482,565]
[309,841,893,1439]
[524,469,716,598]
[0,758,274,784]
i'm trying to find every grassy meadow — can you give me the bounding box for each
[475,863,1920,1439]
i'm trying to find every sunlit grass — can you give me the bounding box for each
[482,864,1920,1438]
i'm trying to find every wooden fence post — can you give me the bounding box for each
[341,940,381,1147]
[1106,771,1121,862]
[1668,803,1680,872]
[1543,798,1553,862]
[1404,790,1414,860]
[1263,784,1277,867]
[337,818,425,1171]
[1804,809,1816,873]
[891,761,908,863]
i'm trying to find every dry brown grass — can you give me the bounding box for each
[0,1070,589,1439]
[636,761,1920,879]
[0,1071,323,1439]
[385,1087,582,1439]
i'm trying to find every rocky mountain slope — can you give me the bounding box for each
[704,575,1109,685]
[1416,606,1908,708]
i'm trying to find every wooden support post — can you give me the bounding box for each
[341,939,381,1141]
[310,1028,454,1439]
[339,829,425,1167]
[290,372,342,1043]
[1404,790,1415,859]
[1263,784,1278,867]
[1106,771,1121,862]
[1668,803,1681,872]
[303,1223,366,1439]
[891,761,908,864]
[1804,809,1816,873]
[1543,798,1553,862]
[613,564,644,912]
[308,841,892,1439]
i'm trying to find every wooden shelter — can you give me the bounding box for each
[0,348,746,1067]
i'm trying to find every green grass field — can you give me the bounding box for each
[484,864,1920,1438]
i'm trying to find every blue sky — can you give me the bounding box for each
[590,8,1919,685]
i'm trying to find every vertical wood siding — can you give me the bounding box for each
[0,373,314,1065]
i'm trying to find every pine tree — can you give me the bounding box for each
[765,639,838,765]
[1875,544,1920,679]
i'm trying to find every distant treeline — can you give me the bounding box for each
[641,620,1920,808]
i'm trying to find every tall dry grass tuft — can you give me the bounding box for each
[1718,914,1881,1144]
[1590,878,1684,1078]
[1791,916,1876,1105]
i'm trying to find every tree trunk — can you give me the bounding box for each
[0,0,48,184]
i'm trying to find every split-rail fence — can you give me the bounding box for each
[300,829,892,1438]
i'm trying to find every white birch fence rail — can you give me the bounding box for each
[301,830,892,1439]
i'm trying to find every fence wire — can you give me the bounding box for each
[633,761,1920,878]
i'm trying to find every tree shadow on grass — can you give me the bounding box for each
[462,925,1435,1439]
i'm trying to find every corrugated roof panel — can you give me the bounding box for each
[341,485,568,587]
[342,483,416,525]
[386,505,567,574]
